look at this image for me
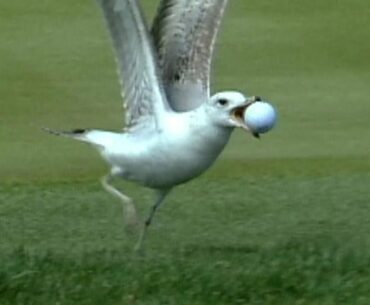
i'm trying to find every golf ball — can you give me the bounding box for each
[243,101,277,134]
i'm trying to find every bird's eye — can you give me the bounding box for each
[217,99,228,106]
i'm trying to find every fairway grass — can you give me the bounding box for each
[1,0,370,304]
[1,168,370,304]
[1,0,370,182]
[1,240,370,305]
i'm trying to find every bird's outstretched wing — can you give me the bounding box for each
[151,0,229,111]
[98,0,171,130]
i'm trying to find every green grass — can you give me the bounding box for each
[2,241,370,305]
[1,172,370,304]
[1,0,370,304]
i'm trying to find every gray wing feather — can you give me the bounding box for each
[98,0,170,129]
[151,0,229,111]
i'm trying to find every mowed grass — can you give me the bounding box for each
[1,0,370,304]
[2,170,370,305]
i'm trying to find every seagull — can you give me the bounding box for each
[45,0,263,251]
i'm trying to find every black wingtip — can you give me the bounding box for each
[42,127,88,137]
[71,129,87,134]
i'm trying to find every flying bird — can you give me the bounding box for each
[45,0,266,251]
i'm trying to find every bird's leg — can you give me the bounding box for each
[134,189,171,252]
[101,174,138,233]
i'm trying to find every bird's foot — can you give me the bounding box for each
[133,223,148,254]
[122,200,139,235]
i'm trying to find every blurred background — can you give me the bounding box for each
[1,0,369,182]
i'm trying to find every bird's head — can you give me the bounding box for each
[206,91,261,137]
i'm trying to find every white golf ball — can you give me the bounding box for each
[243,101,277,134]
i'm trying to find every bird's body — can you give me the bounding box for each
[75,104,232,189]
